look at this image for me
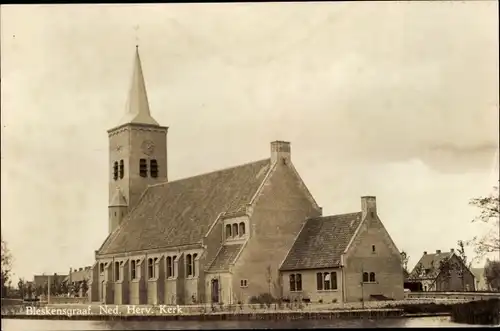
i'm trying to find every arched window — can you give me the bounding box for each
[232,223,238,237]
[147,258,154,279]
[239,222,245,236]
[369,272,376,282]
[131,260,136,280]
[139,159,148,177]
[192,253,198,276]
[114,261,120,281]
[186,254,193,276]
[289,274,296,292]
[362,272,369,283]
[225,224,232,239]
[119,160,124,179]
[166,257,172,278]
[150,159,158,178]
[113,162,119,180]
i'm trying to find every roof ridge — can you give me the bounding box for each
[149,158,271,189]
[310,211,361,220]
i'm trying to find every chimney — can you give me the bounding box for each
[424,251,427,255]
[79,268,83,271]
[270,141,291,164]
[450,248,454,253]
[436,249,441,254]
[361,196,377,218]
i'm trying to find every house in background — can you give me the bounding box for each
[471,268,490,291]
[63,266,91,297]
[408,249,475,291]
[279,197,405,303]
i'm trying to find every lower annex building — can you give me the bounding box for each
[89,47,404,305]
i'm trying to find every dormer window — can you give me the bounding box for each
[225,224,232,239]
[139,159,148,177]
[232,223,239,237]
[239,222,245,236]
[150,159,158,178]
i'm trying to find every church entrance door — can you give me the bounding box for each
[211,279,219,303]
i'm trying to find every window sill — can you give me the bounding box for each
[148,278,159,282]
[290,290,303,293]
[317,289,339,292]
[131,279,140,283]
[166,277,177,281]
[362,282,378,284]
[115,280,124,284]
[186,276,199,280]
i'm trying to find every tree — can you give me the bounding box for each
[81,279,88,297]
[1,238,12,298]
[401,251,410,274]
[484,259,500,291]
[457,240,472,291]
[17,278,25,299]
[468,185,500,258]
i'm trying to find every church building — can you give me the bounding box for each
[89,47,404,305]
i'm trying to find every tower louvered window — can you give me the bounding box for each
[139,159,148,177]
[150,159,158,178]
[113,162,119,180]
[119,160,124,179]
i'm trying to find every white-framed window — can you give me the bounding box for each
[289,273,302,292]
[317,272,338,290]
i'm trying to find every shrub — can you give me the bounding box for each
[248,293,279,305]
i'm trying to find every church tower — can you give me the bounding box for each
[107,46,168,234]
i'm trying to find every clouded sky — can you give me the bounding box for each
[1,2,498,280]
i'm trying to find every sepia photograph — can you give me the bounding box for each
[1,1,499,329]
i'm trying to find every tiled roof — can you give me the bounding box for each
[99,159,271,255]
[408,251,454,280]
[280,212,363,271]
[206,244,243,272]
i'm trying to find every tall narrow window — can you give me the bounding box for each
[192,253,198,276]
[166,257,172,278]
[119,160,124,179]
[139,159,148,177]
[99,263,104,274]
[172,255,177,277]
[362,272,369,283]
[324,272,331,290]
[316,272,323,290]
[225,224,232,239]
[369,272,376,282]
[150,159,158,178]
[114,261,120,281]
[331,272,338,290]
[186,254,193,276]
[372,245,376,253]
[131,260,136,280]
[239,222,246,236]
[289,274,296,292]
[295,274,302,291]
[113,162,119,180]
[232,223,239,237]
[147,258,154,279]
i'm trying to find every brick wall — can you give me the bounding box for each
[231,162,321,303]
[344,214,404,302]
[281,269,343,303]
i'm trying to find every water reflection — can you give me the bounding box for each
[1,316,489,331]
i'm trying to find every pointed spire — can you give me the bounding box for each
[119,46,159,126]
